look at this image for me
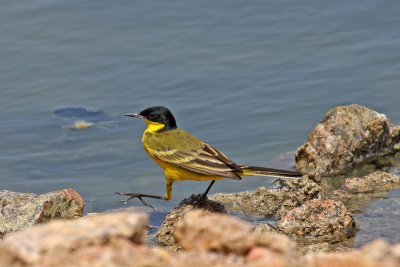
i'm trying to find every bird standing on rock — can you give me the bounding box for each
[117,106,302,209]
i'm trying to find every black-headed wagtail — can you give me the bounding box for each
[117,106,302,209]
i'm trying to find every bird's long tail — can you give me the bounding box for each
[239,165,302,179]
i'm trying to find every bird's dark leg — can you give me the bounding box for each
[115,192,166,211]
[202,180,216,199]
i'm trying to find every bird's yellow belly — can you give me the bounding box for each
[153,157,224,182]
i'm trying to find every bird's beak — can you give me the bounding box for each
[125,113,143,119]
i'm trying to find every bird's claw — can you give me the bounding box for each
[116,192,162,211]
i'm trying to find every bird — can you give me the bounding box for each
[117,106,302,209]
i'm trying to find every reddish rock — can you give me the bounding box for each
[296,104,400,175]
[277,199,356,244]
[0,189,84,237]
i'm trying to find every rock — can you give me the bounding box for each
[342,171,400,193]
[254,223,276,233]
[1,202,397,267]
[210,174,323,218]
[360,239,400,266]
[0,211,159,267]
[247,232,303,267]
[155,194,226,250]
[330,171,400,212]
[175,210,302,266]
[300,242,353,255]
[175,209,255,254]
[277,199,357,244]
[0,189,84,237]
[210,186,286,217]
[296,104,400,175]
[170,251,244,267]
[53,107,108,122]
[306,239,400,267]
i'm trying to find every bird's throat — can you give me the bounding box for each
[144,119,166,133]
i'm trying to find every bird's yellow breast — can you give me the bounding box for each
[151,156,224,182]
[141,121,224,182]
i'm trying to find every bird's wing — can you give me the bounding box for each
[144,129,242,180]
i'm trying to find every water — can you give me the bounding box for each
[1,1,400,246]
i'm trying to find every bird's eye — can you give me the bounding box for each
[149,113,157,119]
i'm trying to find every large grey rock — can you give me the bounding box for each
[296,104,400,175]
[0,189,84,237]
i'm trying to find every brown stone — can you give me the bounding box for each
[0,189,84,237]
[343,171,400,193]
[155,194,226,250]
[0,211,150,267]
[210,174,323,218]
[175,209,255,254]
[277,199,356,244]
[296,104,400,174]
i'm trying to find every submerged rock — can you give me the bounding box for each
[277,199,357,244]
[53,107,108,122]
[210,174,323,218]
[0,189,84,237]
[342,171,400,193]
[331,171,400,213]
[296,104,400,175]
[155,194,226,250]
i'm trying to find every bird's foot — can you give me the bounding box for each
[115,192,165,211]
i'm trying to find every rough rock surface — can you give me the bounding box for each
[254,223,276,233]
[0,208,398,267]
[296,104,400,175]
[175,209,255,254]
[0,189,84,237]
[175,210,303,267]
[330,171,400,212]
[155,194,226,250]
[342,171,400,193]
[277,199,357,244]
[210,174,323,218]
[300,242,353,255]
[306,239,400,267]
[0,211,154,267]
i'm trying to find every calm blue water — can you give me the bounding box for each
[1,1,400,245]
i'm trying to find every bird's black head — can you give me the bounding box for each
[126,106,177,132]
